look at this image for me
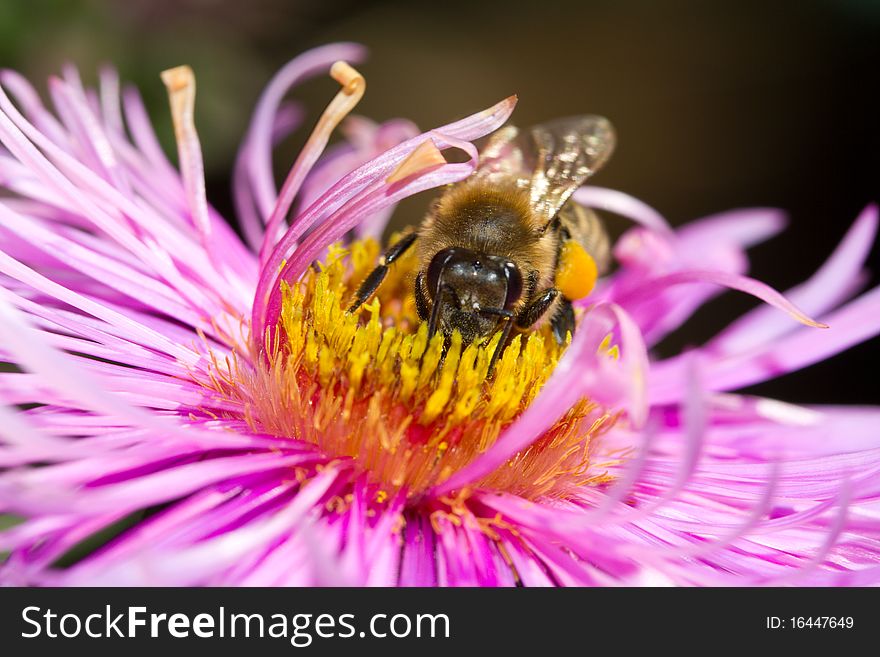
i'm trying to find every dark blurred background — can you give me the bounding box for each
[2,0,877,404]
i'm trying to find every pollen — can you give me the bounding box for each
[214,236,617,501]
[555,239,598,300]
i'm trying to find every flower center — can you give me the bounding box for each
[212,236,617,500]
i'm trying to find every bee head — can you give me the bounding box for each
[425,247,522,344]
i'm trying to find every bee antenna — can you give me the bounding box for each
[427,279,445,338]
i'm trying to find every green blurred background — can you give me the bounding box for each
[2,0,878,403]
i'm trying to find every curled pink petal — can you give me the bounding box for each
[710,203,878,354]
[616,268,828,329]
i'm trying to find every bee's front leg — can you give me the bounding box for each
[515,288,560,330]
[347,231,418,313]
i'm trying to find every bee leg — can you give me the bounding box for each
[550,298,576,344]
[347,231,418,313]
[480,306,516,374]
[515,288,560,330]
[414,271,430,320]
[487,317,515,376]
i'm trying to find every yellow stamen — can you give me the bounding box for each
[207,236,616,500]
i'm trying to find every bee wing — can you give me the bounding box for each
[472,116,615,223]
[470,125,533,189]
[526,115,615,224]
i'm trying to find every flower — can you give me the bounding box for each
[1,43,878,586]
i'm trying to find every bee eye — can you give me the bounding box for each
[427,248,459,297]
[503,262,523,309]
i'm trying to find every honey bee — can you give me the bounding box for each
[348,115,615,372]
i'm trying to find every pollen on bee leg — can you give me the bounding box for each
[556,240,598,300]
[386,140,448,184]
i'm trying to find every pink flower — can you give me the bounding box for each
[0,43,878,586]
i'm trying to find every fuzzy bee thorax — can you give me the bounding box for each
[417,180,557,283]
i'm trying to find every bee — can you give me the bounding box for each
[348,115,615,372]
